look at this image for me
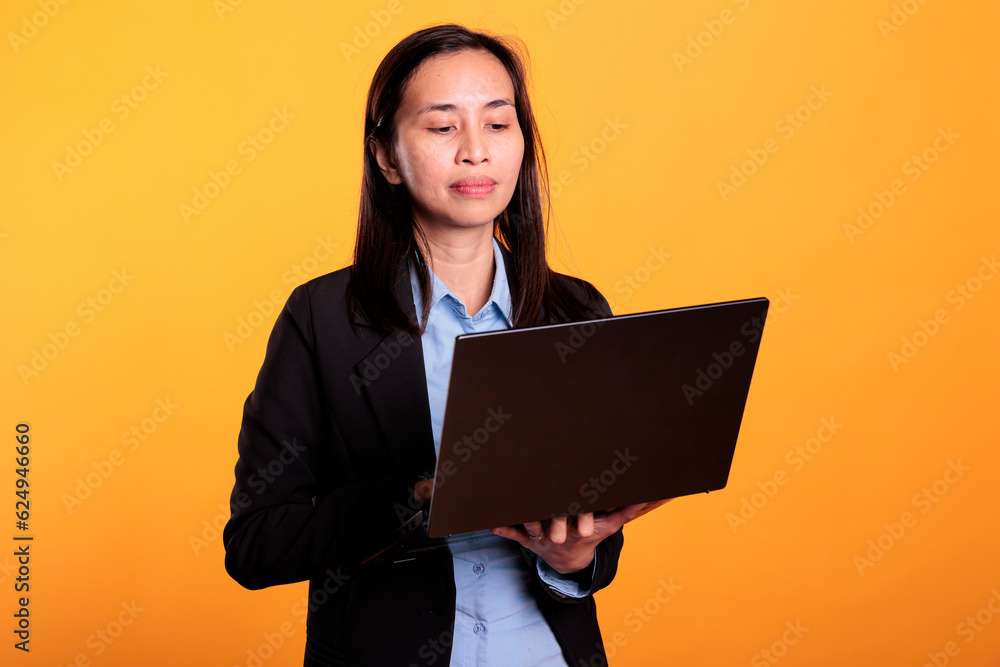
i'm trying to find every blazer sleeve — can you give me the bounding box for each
[222,284,416,591]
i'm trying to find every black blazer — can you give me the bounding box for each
[223,247,623,666]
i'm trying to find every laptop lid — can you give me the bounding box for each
[425,297,769,538]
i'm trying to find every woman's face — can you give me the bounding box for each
[374,49,525,235]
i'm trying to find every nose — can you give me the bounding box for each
[456,126,490,165]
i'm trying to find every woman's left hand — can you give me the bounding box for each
[491,504,647,575]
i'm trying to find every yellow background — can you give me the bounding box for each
[3,0,998,665]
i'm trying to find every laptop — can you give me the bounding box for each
[362,296,769,564]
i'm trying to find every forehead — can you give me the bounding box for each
[401,49,516,113]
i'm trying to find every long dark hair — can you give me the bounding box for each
[347,23,600,335]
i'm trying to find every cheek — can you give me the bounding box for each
[505,124,525,158]
[400,145,446,190]
[502,133,526,179]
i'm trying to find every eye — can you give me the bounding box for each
[431,126,454,134]
[488,124,510,131]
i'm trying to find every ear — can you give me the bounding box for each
[369,138,403,185]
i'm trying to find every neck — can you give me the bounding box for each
[416,222,496,316]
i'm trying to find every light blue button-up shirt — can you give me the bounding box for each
[409,238,593,666]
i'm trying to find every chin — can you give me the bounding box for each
[446,207,508,228]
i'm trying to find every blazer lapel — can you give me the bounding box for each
[353,258,436,476]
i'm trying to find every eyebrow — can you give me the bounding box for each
[416,98,515,115]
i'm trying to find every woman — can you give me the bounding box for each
[223,23,643,666]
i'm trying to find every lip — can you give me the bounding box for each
[450,176,496,196]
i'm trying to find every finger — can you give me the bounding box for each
[491,526,519,541]
[621,502,647,521]
[523,520,545,540]
[575,512,595,538]
[595,503,647,532]
[548,516,568,544]
[491,526,533,549]
[635,498,674,515]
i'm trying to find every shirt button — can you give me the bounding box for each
[472,562,485,575]
[473,622,485,635]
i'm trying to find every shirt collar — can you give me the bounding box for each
[408,237,513,326]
